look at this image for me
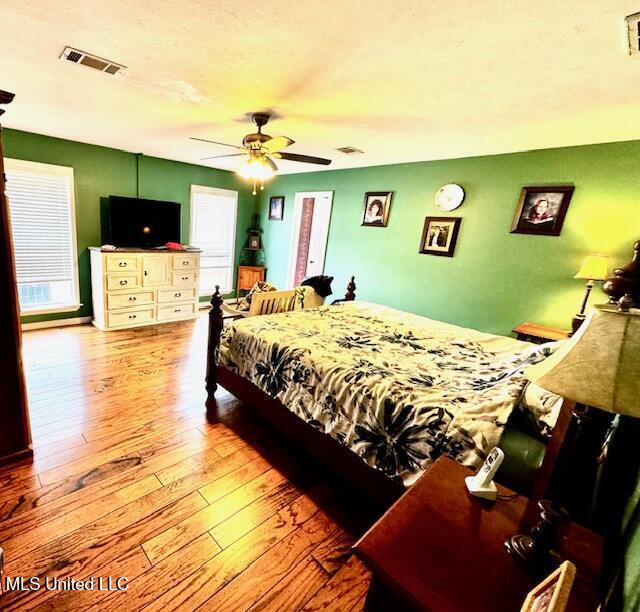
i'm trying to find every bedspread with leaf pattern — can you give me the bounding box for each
[219,302,556,486]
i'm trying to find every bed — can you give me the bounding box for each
[205,279,568,504]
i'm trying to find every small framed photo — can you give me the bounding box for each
[269,196,285,221]
[419,216,461,257]
[511,186,574,236]
[248,234,261,250]
[520,560,576,612]
[361,192,393,227]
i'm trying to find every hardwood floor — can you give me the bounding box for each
[0,314,379,611]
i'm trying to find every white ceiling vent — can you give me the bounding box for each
[625,13,640,55]
[59,47,126,75]
[336,146,364,155]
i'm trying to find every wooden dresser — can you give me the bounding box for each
[90,248,201,331]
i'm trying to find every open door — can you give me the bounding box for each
[0,90,32,465]
[286,191,333,287]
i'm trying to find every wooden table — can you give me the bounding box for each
[513,322,570,343]
[353,457,602,612]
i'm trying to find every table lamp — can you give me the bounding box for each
[572,255,609,334]
[506,299,640,567]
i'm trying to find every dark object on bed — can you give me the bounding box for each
[300,275,334,298]
[602,239,640,305]
[205,276,572,505]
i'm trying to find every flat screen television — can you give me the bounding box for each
[107,196,181,247]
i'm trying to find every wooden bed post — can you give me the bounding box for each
[345,276,356,301]
[205,285,224,399]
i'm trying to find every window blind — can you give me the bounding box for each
[190,185,238,295]
[5,159,79,313]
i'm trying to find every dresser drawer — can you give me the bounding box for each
[107,290,155,310]
[158,287,197,303]
[157,302,197,321]
[106,255,140,272]
[172,254,199,270]
[172,271,198,286]
[107,307,154,328]
[107,274,140,291]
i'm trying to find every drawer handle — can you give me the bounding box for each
[119,262,127,267]
[129,296,137,301]
[119,280,128,286]
[182,276,189,280]
[174,308,182,313]
[174,292,182,297]
[128,314,137,319]
[183,261,189,265]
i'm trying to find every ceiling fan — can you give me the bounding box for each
[190,112,331,194]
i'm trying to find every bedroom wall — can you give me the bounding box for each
[3,128,254,324]
[257,139,639,336]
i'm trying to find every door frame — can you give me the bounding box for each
[286,191,333,288]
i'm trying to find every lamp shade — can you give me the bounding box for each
[575,255,609,281]
[525,305,640,417]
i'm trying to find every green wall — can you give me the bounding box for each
[4,129,254,323]
[258,140,639,336]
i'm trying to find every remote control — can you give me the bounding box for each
[465,447,505,501]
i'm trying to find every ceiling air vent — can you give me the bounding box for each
[625,12,640,55]
[59,46,126,75]
[336,146,364,155]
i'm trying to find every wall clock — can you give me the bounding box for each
[434,184,465,211]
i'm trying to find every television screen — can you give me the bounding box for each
[107,196,181,247]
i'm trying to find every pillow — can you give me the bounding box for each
[236,281,277,311]
[300,275,334,298]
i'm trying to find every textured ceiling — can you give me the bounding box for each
[1,0,639,174]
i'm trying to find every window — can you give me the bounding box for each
[190,185,238,295]
[5,159,80,314]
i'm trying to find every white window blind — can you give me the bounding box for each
[5,159,79,314]
[190,185,238,295]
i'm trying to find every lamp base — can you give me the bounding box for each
[505,500,563,572]
[570,314,586,336]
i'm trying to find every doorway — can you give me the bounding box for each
[286,191,333,288]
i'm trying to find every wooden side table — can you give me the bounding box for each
[513,322,570,344]
[236,265,266,300]
[353,457,602,612]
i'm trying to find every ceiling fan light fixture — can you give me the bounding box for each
[236,157,276,181]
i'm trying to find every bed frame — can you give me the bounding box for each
[204,275,572,507]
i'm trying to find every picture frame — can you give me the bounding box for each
[520,560,576,612]
[361,191,393,227]
[248,234,261,250]
[511,186,575,236]
[419,216,462,257]
[268,196,285,221]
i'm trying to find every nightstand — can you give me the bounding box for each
[353,457,602,612]
[513,322,570,344]
[236,265,266,300]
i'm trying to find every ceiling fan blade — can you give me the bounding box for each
[273,152,331,165]
[190,137,243,150]
[200,153,245,161]
[263,136,294,153]
[264,157,278,172]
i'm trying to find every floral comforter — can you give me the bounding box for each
[219,302,556,486]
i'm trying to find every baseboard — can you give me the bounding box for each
[21,316,92,331]
[0,445,33,468]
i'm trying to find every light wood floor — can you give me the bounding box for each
[0,314,379,611]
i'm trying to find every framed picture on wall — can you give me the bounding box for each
[268,196,285,221]
[361,191,393,227]
[511,186,574,236]
[419,216,461,257]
